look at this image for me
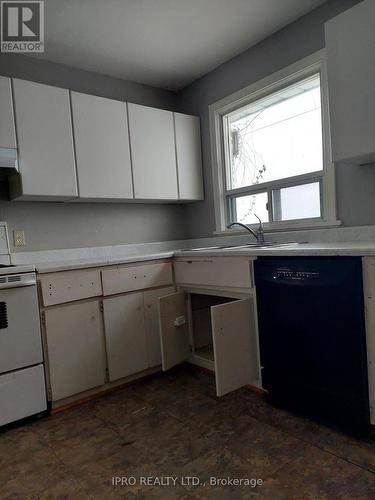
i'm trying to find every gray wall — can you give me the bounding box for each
[178,0,368,238]
[0,54,185,252]
[0,201,186,251]
[1,0,372,250]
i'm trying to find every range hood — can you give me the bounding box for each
[0,148,18,170]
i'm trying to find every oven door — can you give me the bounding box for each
[0,277,43,373]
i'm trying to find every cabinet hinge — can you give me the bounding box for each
[105,367,109,382]
[99,301,104,313]
[41,312,46,326]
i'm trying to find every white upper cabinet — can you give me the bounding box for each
[0,76,16,150]
[6,76,203,202]
[174,113,203,200]
[325,0,375,165]
[71,92,133,199]
[10,79,77,200]
[128,103,178,200]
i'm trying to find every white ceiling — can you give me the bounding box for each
[33,0,327,90]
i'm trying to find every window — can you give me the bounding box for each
[210,51,338,233]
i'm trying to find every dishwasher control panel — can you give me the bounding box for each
[273,270,320,281]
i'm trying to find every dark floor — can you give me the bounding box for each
[1,365,375,499]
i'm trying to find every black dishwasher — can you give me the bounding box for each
[254,257,370,429]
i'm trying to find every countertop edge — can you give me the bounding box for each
[33,244,375,273]
[35,252,175,273]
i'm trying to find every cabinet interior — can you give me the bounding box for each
[190,293,236,361]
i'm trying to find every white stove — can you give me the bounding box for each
[0,264,36,275]
[0,265,47,426]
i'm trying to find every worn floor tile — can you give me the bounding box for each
[271,444,375,499]
[0,446,71,499]
[0,425,46,466]
[74,447,197,499]
[1,365,375,499]
[225,416,312,476]
[49,425,131,470]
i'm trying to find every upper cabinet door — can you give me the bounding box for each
[11,79,77,199]
[128,103,178,200]
[71,92,133,199]
[325,0,375,165]
[211,297,258,396]
[0,76,16,150]
[174,113,204,200]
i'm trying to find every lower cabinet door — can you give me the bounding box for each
[159,291,190,371]
[103,292,148,381]
[44,301,106,401]
[144,286,175,368]
[211,297,258,397]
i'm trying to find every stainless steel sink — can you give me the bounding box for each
[222,242,299,249]
[179,246,223,251]
[181,242,299,251]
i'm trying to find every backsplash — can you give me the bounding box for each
[10,223,375,265]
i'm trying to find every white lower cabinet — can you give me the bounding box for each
[103,293,148,381]
[103,286,175,379]
[144,286,175,368]
[40,259,258,406]
[44,301,106,401]
[159,291,259,396]
[174,258,253,289]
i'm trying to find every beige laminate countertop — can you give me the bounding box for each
[175,242,375,258]
[32,242,375,274]
[34,251,175,274]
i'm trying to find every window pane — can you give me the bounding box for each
[232,192,269,225]
[227,74,323,189]
[272,182,320,221]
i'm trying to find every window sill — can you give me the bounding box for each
[214,219,342,236]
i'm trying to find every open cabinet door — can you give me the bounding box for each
[211,297,258,396]
[159,292,190,371]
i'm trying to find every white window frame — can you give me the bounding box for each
[209,50,340,234]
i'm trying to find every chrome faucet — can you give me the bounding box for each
[227,214,265,245]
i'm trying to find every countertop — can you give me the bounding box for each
[175,242,375,258]
[32,242,375,273]
[34,251,175,273]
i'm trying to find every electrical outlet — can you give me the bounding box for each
[13,230,25,247]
